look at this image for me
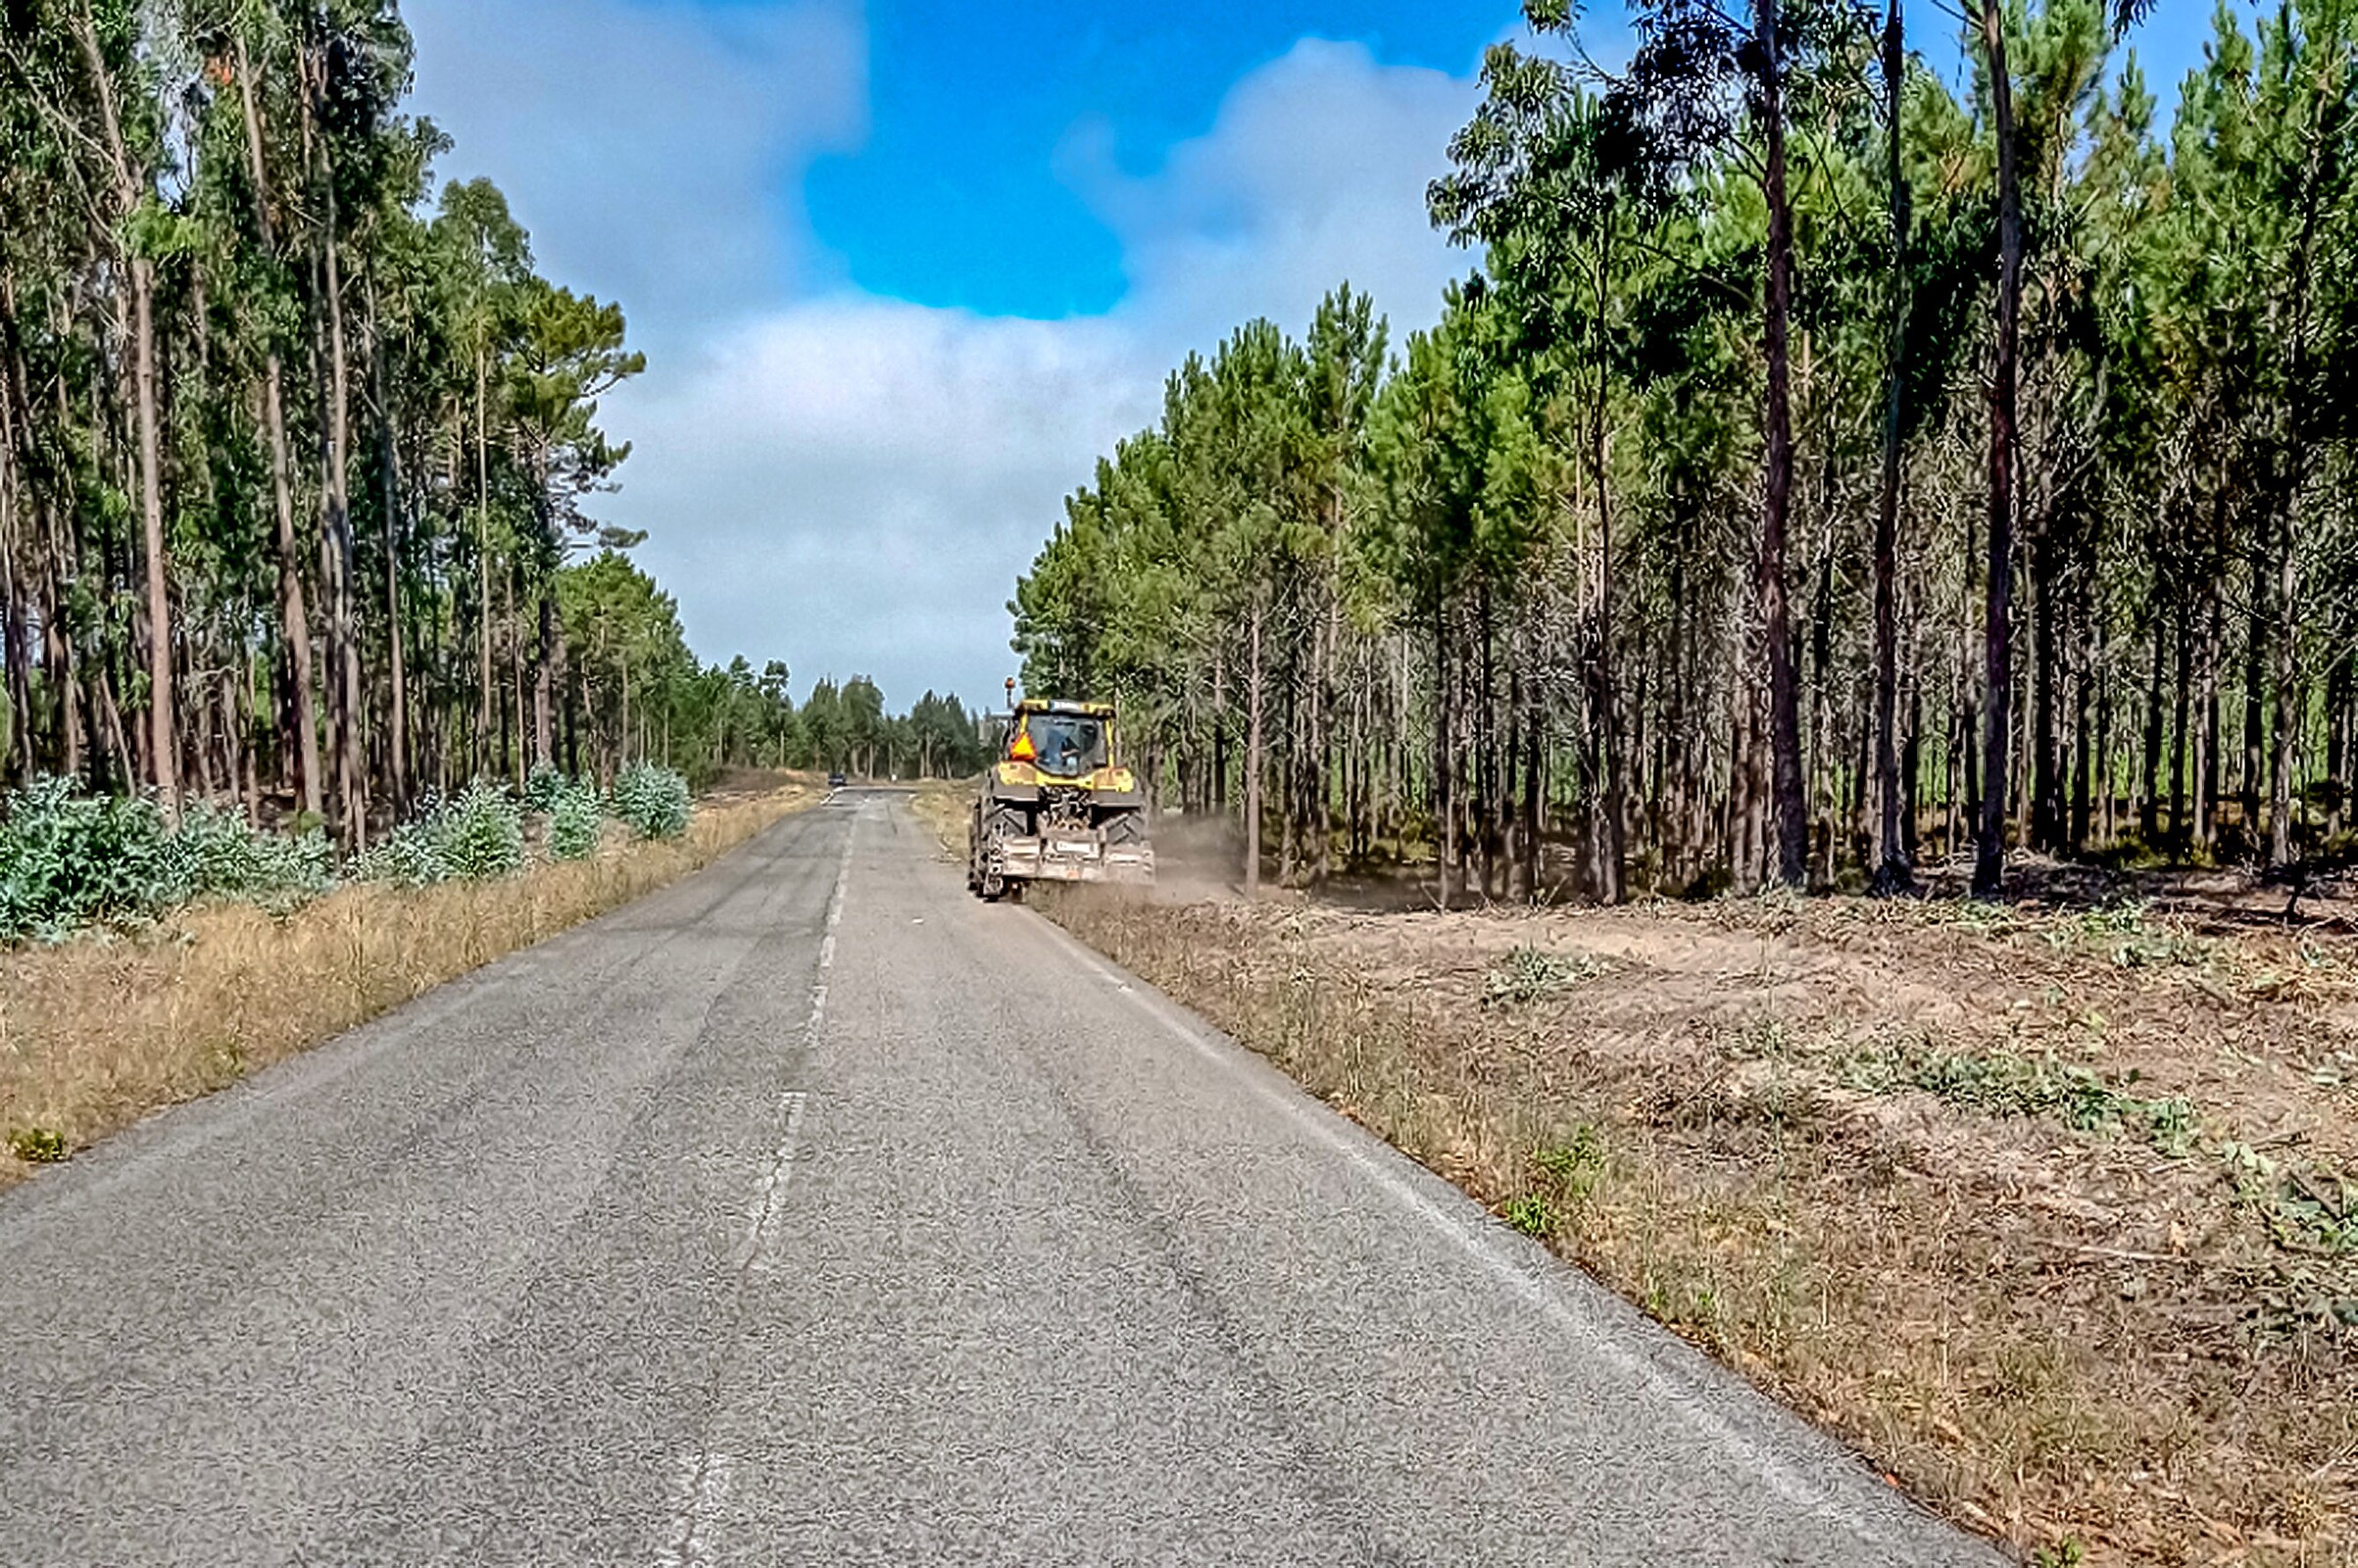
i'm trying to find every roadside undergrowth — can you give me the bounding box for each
[908,778,979,863]
[1040,886,2358,1568]
[0,783,813,1187]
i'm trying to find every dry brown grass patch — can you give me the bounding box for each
[908,779,971,858]
[0,785,812,1185]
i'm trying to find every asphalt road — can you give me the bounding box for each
[0,793,2002,1566]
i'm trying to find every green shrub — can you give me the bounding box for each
[356,779,524,887]
[522,760,568,815]
[0,776,176,942]
[547,780,604,861]
[1482,946,1608,1007]
[354,820,448,888]
[165,799,332,909]
[612,762,690,840]
[438,779,526,878]
[8,1126,69,1163]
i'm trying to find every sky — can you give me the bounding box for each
[402,0,2220,712]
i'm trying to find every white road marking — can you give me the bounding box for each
[1032,917,1940,1555]
[655,815,857,1566]
[731,1093,808,1273]
[653,1450,732,1568]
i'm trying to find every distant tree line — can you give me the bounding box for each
[1014,0,2358,902]
[560,551,992,785]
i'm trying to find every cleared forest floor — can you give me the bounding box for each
[1042,848,2358,1567]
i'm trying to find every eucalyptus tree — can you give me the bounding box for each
[0,0,664,830]
[507,279,642,769]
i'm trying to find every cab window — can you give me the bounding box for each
[1024,714,1106,774]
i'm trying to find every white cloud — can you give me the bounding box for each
[408,11,1484,706]
[1073,38,1482,352]
[608,301,1151,700]
[404,0,864,349]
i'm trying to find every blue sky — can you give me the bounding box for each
[804,0,1509,318]
[404,0,2224,711]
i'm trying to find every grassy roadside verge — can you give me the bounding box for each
[0,782,814,1188]
[908,780,969,858]
[1040,886,2358,1567]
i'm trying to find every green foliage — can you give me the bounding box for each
[2040,903,2199,968]
[1481,946,1609,1007]
[1533,1127,1608,1203]
[2265,1165,2358,1256]
[1507,1127,1610,1239]
[522,762,568,815]
[611,762,690,841]
[0,779,328,944]
[7,1127,69,1164]
[1842,1041,2196,1150]
[357,780,526,887]
[0,778,176,943]
[1502,1192,1561,1238]
[547,779,604,861]
[166,802,333,911]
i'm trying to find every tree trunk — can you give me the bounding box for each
[1435,600,1455,908]
[476,351,495,777]
[2271,518,2301,869]
[369,278,410,815]
[535,587,557,768]
[235,38,323,819]
[2139,617,2164,843]
[1871,0,1913,892]
[320,155,365,842]
[1973,0,2021,899]
[75,6,176,814]
[1756,0,1808,888]
[2169,603,2191,848]
[1244,599,1266,897]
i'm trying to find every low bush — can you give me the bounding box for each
[0,778,176,942]
[548,779,605,861]
[1481,946,1608,1007]
[167,800,332,909]
[522,760,568,815]
[612,762,691,841]
[357,779,525,887]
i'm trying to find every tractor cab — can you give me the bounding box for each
[1007,700,1114,781]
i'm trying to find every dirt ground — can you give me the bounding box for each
[1043,824,2358,1567]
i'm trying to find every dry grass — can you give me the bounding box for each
[908,779,971,859]
[1042,885,2358,1568]
[0,782,814,1186]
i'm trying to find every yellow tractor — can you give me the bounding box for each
[968,687,1154,900]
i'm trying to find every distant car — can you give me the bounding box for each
[827,771,847,791]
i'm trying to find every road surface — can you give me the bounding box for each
[0,793,2000,1566]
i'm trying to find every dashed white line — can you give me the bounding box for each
[653,815,856,1567]
[652,1452,733,1568]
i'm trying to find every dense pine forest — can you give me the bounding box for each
[0,0,984,837]
[1013,0,2358,902]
